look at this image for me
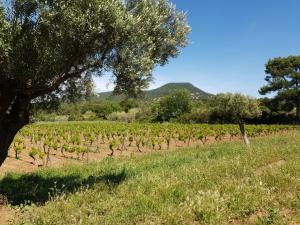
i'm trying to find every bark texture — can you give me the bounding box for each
[296,100,300,123]
[238,121,250,145]
[0,96,30,166]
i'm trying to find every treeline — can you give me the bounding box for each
[33,54,300,125]
[33,89,298,124]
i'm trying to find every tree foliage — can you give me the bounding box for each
[260,56,300,119]
[120,98,139,113]
[155,89,192,122]
[213,93,262,123]
[62,72,96,103]
[0,0,190,166]
[212,93,262,144]
[1,0,189,98]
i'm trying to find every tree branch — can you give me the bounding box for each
[25,58,107,99]
[26,69,84,99]
[23,31,110,100]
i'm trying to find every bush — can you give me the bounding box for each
[107,109,138,123]
[33,111,57,122]
[58,101,122,120]
[154,89,192,122]
[175,108,210,123]
[120,98,139,113]
[54,115,68,122]
[82,111,97,121]
[84,101,122,119]
[68,113,82,121]
[135,104,156,122]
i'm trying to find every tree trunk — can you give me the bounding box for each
[296,100,300,124]
[238,121,250,145]
[0,96,30,167]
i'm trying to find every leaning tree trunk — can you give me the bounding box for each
[296,100,300,124]
[0,96,30,167]
[238,121,250,145]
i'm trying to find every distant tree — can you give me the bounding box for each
[176,108,210,124]
[0,0,190,166]
[213,93,262,145]
[120,98,139,113]
[259,97,294,115]
[259,56,300,121]
[155,89,192,122]
[255,97,296,124]
[88,101,123,119]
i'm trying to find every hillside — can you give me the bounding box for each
[97,82,213,101]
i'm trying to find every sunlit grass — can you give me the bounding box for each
[4,131,300,225]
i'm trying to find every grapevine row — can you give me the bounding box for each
[9,122,299,165]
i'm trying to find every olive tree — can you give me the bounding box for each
[213,93,262,145]
[0,0,190,166]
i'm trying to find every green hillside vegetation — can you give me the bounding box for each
[98,82,213,101]
[5,131,300,225]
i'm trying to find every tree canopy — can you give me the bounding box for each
[213,93,262,123]
[0,0,190,166]
[212,93,262,144]
[154,89,192,122]
[260,56,300,120]
[0,0,189,98]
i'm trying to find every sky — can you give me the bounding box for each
[96,0,300,97]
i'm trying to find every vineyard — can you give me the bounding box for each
[8,122,299,167]
[4,130,300,225]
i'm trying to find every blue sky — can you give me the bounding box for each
[96,0,300,97]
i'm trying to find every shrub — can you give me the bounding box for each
[82,111,97,121]
[154,89,192,122]
[175,108,210,123]
[107,109,138,123]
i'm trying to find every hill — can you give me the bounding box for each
[97,82,213,101]
[145,82,213,100]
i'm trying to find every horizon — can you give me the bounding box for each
[95,0,300,97]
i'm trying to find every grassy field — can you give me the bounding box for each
[1,131,300,225]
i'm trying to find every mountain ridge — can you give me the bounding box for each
[97,82,213,101]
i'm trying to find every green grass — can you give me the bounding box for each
[3,132,300,225]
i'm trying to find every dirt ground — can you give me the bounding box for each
[0,132,298,225]
[0,136,233,177]
[0,207,10,225]
[0,135,241,225]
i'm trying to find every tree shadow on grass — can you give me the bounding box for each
[0,168,127,206]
